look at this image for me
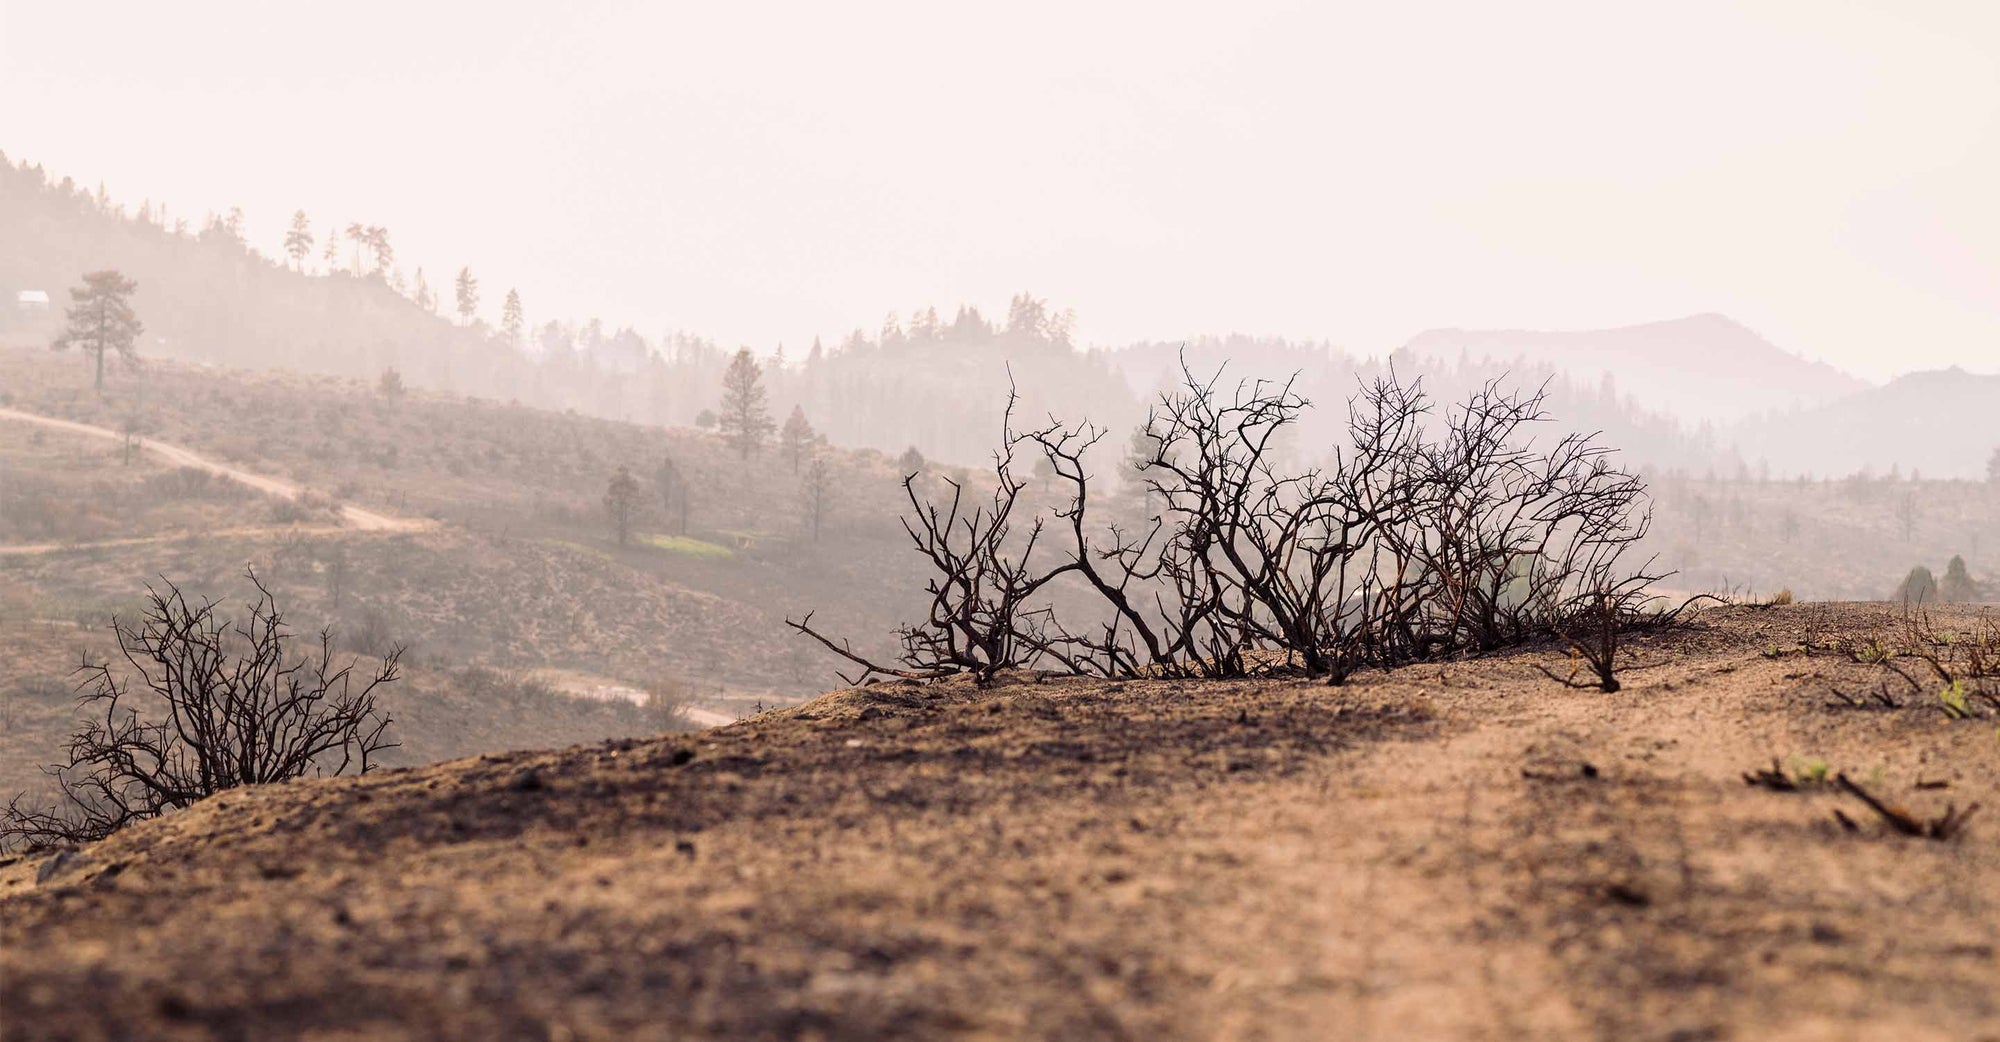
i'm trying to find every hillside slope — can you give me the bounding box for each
[0,345,942,813]
[0,158,1134,466]
[0,157,531,398]
[4,605,1994,1040]
[0,346,930,696]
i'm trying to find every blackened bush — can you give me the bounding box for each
[794,364,1661,684]
[1,573,398,850]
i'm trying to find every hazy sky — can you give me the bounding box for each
[3,0,1996,379]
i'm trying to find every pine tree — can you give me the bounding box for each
[411,268,436,313]
[897,446,925,475]
[800,452,833,541]
[1891,565,1937,604]
[500,289,524,346]
[321,225,341,272]
[1122,426,1161,514]
[779,406,816,473]
[656,456,690,534]
[1004,293,1050,343]
[910,306,941,342]
[52,270,143,395]
[951,304,992,342]
[346,222,368,271]
[454,267,479,324]
[603,466,642,547]
[283,210,314,270]
[1940,556,1977,602]
[717,348,774,458]
[365,226,393,275]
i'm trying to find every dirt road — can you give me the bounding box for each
[0,405,431,549]
[527,669,753,730]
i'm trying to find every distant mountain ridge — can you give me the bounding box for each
[1731,367,2000,479]
[1397,314,1869,426]
[1397,315,1999,479]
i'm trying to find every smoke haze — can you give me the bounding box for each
[4,0,1997,378]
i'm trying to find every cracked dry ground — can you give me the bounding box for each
[2,604,1996,1041]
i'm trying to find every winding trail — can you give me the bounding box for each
[0,404,433,553]
[2,406,762,727]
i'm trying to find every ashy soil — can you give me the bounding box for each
[1,604,1995,1041]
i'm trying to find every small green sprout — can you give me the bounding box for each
[1939,681,1973,720]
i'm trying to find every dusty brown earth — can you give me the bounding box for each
[1,603,1996,1041]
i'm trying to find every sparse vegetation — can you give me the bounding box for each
[6,24,2000,1040]
[1,573,397,851]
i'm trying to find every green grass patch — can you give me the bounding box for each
[642,534,735,559]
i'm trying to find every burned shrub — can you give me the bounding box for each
[1,573,398,850]
[790,388,1071,683]
[792,363,1662,685]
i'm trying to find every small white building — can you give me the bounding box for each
[15,290,50,312]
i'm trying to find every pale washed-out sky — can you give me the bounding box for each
[1,0,1996,380]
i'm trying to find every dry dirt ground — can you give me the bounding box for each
[1,603,1995,1041]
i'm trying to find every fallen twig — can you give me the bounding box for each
[1836,773,1980,840]
[1742,759,1797,791]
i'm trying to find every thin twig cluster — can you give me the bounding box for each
[792,363,1665,686]
[2,573,399,850]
